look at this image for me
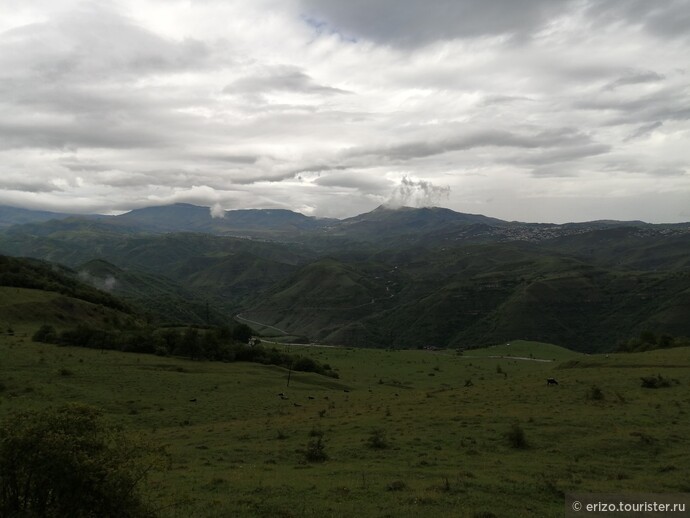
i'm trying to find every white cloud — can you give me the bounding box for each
[210,202,225,218]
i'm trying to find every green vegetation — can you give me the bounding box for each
[32,323,339,378]
[0,207,689,515]
[1,332,688,517]
[0,404,160,518]
[504,422,529,449]
[0,255,130,313]
[617,331,690,352]
[2,204,688,352]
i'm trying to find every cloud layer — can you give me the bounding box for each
[0,0,688,222]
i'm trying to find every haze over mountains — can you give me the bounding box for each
[1,202,688,352]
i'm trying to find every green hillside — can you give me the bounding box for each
[77,259,228,325]
[0,286,135,332]
[465,340,583,361]
[0,205,72,228]
[243,245,690,352]
[1,331,689,517]
[0,255,130,313]
[1,208,688,352]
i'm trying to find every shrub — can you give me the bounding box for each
[386,480,407,491]
[0,404,161,518]
[308,427,324,438]
[32,324,58,343]
[586,385,605,400]
[641,375,674,389]
[367,428,389,450]
[505,422,529,449]
[303,436,327,463]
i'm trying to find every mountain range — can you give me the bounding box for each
[0,202,688,351]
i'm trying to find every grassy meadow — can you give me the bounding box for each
[1,326,689,517]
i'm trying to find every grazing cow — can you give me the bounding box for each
[546,378,559,386]
[278,392,289,400]
[308,396,315,400]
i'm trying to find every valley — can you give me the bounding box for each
[1,202,688,352]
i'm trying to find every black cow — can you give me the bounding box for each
[546,378,559,386]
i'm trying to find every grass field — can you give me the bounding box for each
[1,330,689,517]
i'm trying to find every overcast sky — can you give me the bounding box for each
[1,0,689,223]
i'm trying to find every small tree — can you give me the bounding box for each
[0,404,161,518]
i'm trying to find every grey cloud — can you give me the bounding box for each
[228,171,300,186]
[198,153,259,164]
[529,166,579,178]
[59,159,112,173]
[292,165,350,175]
[298,0,568,46]
[0,117,167,150]
[574,86,690,125]
[650,167,686,177]
[518,143,611,168]
[625,121,663,141]
[585,0,690,40]
[312,171,393,193]
[481,95,535,106]
[0,5,211,83]
[298,0,690,48]
[0,6,223,154]
[349,127,598,162]
[0,178,63,193]
[604,70,665,90]
[224,66,349,96]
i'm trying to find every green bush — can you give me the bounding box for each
[303,436,328,463]
[0,404,162,518]
[32,324,58,343]
[367,428,390,449]
[505,422,529,449]
[640,375,675,389]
